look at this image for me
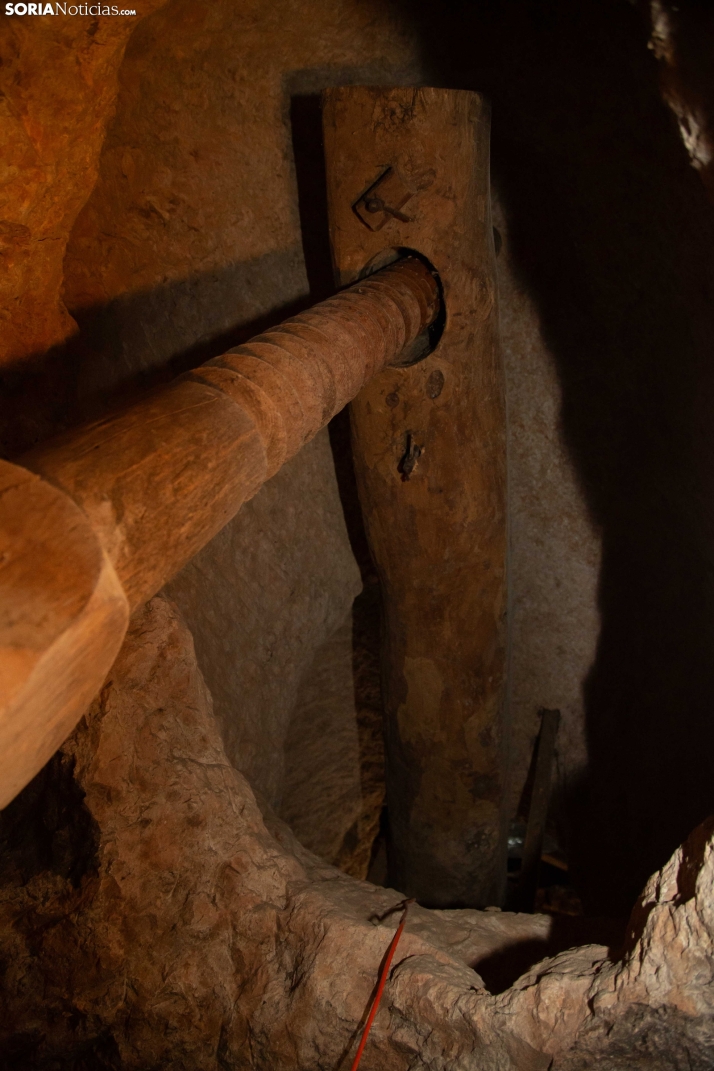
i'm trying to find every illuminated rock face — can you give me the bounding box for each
[1,597,713,1070]
[3,2,714,1064]
[0,5,169,367]
[0,598,514,1070]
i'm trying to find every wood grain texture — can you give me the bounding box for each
[323,86,508,906]
[22,257,437,612]
[2,258,438,807]
[0,460,129,808]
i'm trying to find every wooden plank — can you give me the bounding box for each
[323,86,508,907]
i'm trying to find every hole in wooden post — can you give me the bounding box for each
[359,247,446,366]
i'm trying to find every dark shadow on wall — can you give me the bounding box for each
[290,89,388,879]
[0,78,392,461]
[288,88,377,577]
[290,92,343,305]
[383,0,714,913]
[474,912,626,994]
[0,247,313,460]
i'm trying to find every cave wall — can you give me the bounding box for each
[4,0,714,912]
[0,0,604,865]
[60,0,422,406]
[164,432,361,810]
[4,4,714,1062]
[2,595,714,1070]
[0,3,169,368]
[493,193,599,825]
[646,0,714,203]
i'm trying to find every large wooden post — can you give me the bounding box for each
[323,87,508,907]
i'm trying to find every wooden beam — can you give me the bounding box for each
[0,461,129,809]
[323,86,508,907]
[0,257,439,808]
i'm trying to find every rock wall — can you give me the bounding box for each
[645,0,714,202]
[4,0,714,918]
[279,609,385,879]
[0,5,169,368]
[493,194,599,826]
[60,0,421,407]
[1,597,712,1070]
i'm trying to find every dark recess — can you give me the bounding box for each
[0,751,99,890]
[383,0,714,913]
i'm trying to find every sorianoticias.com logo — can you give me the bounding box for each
[5,2,137,12]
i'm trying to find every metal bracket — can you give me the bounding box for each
[353,167,415,230]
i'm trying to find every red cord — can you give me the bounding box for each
[350,899,413,1071]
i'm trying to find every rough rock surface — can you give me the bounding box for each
[279,610,384,879]
[0,6,168,368]
[496,815,714,1069]
[1,596,713,1069]
[492,193,600,830]
[646,0,714,202]
[0,597,509,1069]
[164,429,362,810]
